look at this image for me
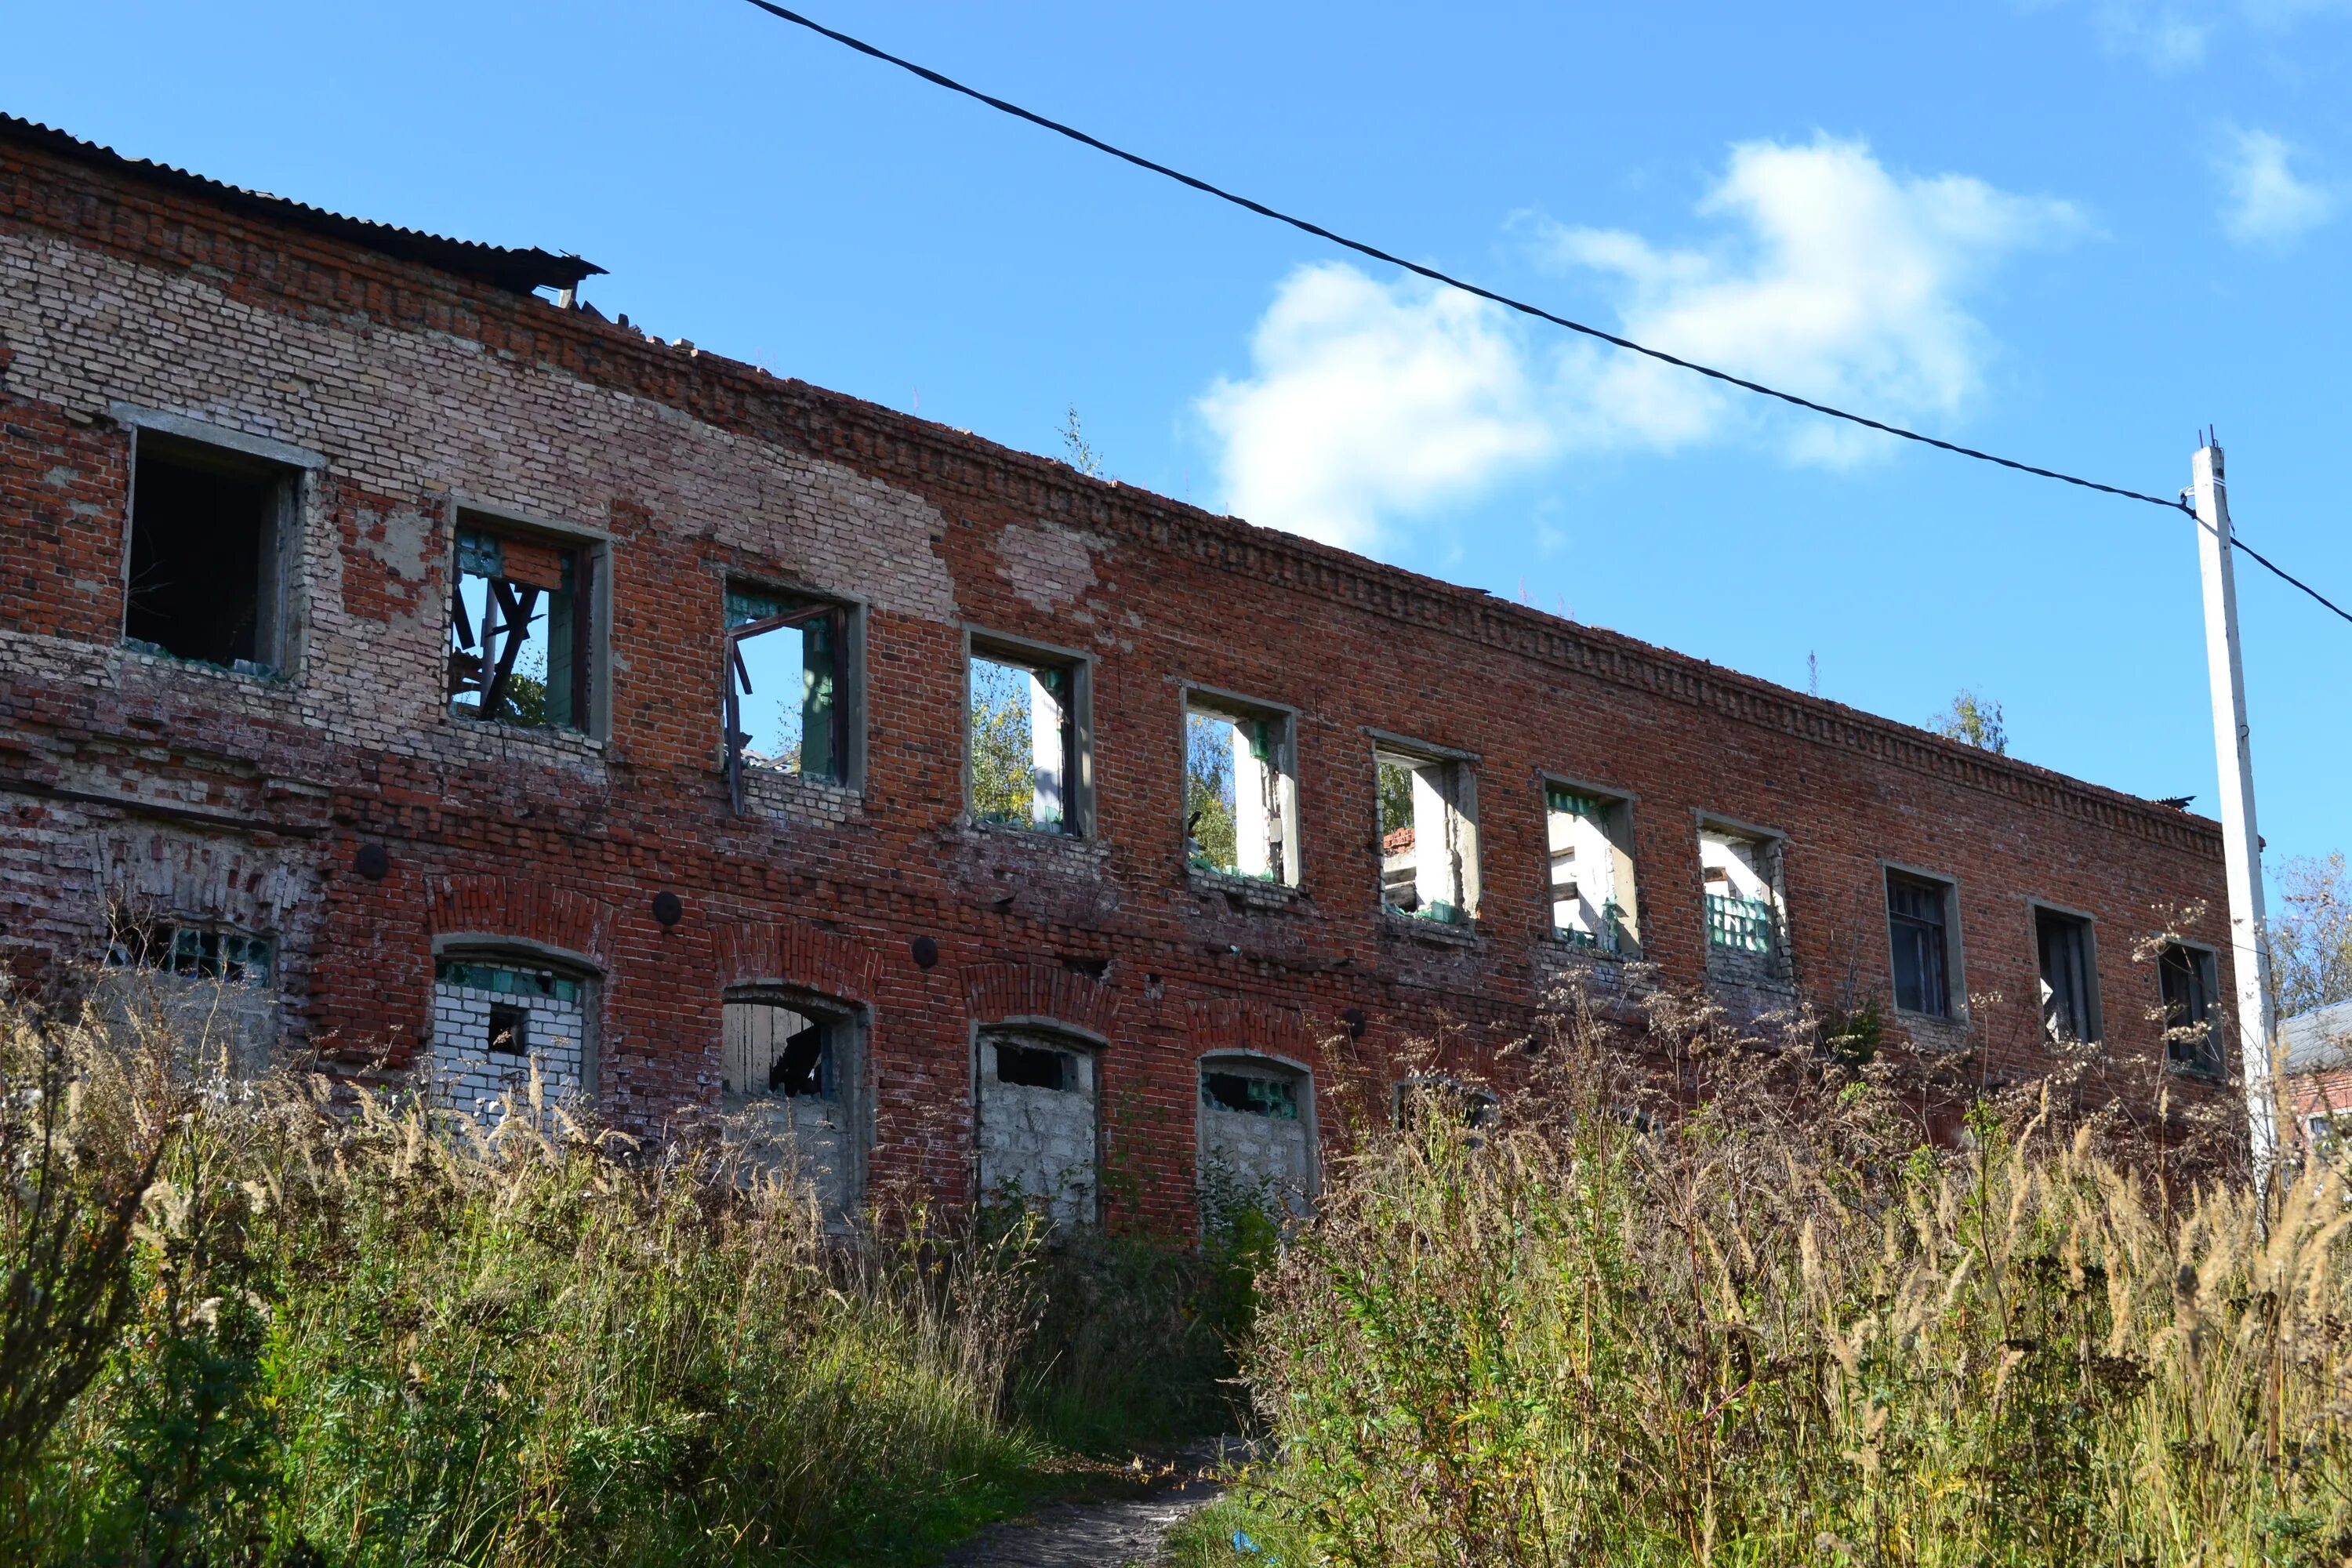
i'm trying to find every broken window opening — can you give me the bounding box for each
[723,1001,836,1100]
[970,646,1080,834]
[724,586,848,810]
[107,918,275,986]
[486,1003,530,1057]
[1886,871,1955,1018]
[1547,786,1635,953]
[978,1029,1099,1226]
[448,521,591,732]
[2159,942,2223,1078]
[1377,747,1475,924]
[996,1041,1072,1091]
[1202,1069,1299,1119]
[125,432,296,675]
[1700,826,1782,956]
[434,958,584,1004]
[1185,699,1295,884]
[2034,906,2100,1045]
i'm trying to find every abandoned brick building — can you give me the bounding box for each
[0,116,2245,1231]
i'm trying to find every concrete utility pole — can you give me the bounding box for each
[2191,438,2279,1182]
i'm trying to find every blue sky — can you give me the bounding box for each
[9,0,2348,880]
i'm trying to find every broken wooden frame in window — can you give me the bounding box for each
[724,584,853,811]
[722,998,838,1101]
[107,917,275,986]
[1544,782,1639,955]
[1375,741,1479,925]
[2034,903,2101,1045]
[2158,941,2223,1078]
[1886,869,1959,1018]
[967,635,1090,835]
[1184,691,1298,885]
[720,991,866,1227]
[448,516,595,733]
[125,429,303,676]
[1699,821,1788,979]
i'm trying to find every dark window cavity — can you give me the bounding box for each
[486,1003,529,1057]
[1202,1069,1300,1119]
[2035,907,2099,1044]
[969,641,1085,834]
[125,432,296,674]
[2159,943,2223,1078]
[1886,872,1954,1017]
[996,1041,1073,1091]
[724,585,851,807]
[448,519,593,732]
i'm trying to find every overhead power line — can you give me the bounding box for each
[736,0,2352,630]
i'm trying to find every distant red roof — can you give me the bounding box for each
[1382,825,1415,855]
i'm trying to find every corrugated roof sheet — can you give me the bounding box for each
[0,114,603,296]
[2284,998,2352,1074]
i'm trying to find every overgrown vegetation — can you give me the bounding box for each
[1210,989,2350,1567]
[2274,851,2352,1016]
[0,983,1241,1566]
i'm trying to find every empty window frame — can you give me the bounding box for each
[125,430,300,674]
[968,637,1089,835]
[1376,743,1478,924]
[722,994,863,1225]
[1886,870,1959,1018]
[2158,942,2223,1078]
[1545,783,1639,954]
[447,517,596,733]
[2034,906,2100,1045]
[1197,1055,1315,1221]
[1699,822,1788,978]
[1185,694,1298,884]
[976,1028,1099,1225]
[724,584,855,806]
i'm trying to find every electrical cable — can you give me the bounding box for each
[736,0,2352,630]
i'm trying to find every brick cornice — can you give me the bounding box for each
[0,132,2219,859]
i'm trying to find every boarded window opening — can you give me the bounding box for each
[1185,699,1296,884]
[107,919,275,985]
[431,956,596,1119]
[978,1029,1098,1225]
[448,521,592,731]
[722,999,861,1228]
[724,586,849,808]
[724,1003,835,1101]
[970,646,1080,833]
[2035,907,2099,1044]
[1887,872,1955,1017]
[2159,942,2223,1077]
[1547,786,1637,953]
[1203,1070,1299,1118]
[1199,1058,1314,1224]
[1377,747,1475,924]
[125,434,293,673]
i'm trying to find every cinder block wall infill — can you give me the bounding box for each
[0,122,2241,1231]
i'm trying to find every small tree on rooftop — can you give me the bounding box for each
[1929,688,2008,754]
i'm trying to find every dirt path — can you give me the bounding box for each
[943,1442,1241,1568]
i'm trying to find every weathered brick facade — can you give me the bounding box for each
[0,118,2241,1231]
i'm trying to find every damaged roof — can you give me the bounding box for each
[0,114,604,296]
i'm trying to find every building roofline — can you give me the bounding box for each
[0,114,602,296]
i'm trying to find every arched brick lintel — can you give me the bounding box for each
[1185,996,1318,1064]
[960,961,1122,1043]
[715,918,882,1006]
[428,877,612,967]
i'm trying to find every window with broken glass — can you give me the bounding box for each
[1185,699,1295,884]
[1886,871,1955,1017]
[1548,786,1629,952]
[724,586,848,808]
[2159,942,2223,1078]
[969,646,1081,833]
[1377,749,1474,924]
[448,522,592,731]
[107,920,275,986]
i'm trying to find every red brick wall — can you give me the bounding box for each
[0,129,2243,1231]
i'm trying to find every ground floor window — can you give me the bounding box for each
[430,956,593,1117]
[101,914,280,1076]
[976,1028,1098,1225]
[722,994,862,1227]
[1197,1055,1314,1224]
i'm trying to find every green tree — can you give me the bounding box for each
[1058,405,1101,477]
[969,660,1033,824]
[1185,713,1238,870]
[1928,688,2007,753]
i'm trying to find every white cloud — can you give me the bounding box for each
[1195,264,1555,550]
[2036,0,2352,70]
[1197,136,2079,546]
[2217,129,2336,244]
